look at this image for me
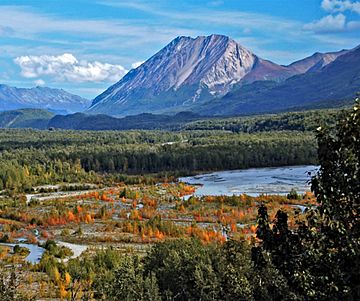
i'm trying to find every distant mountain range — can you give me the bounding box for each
[0,85,90,114]
[0,108,201,130]
[87,34,357,116]
[1,34,358,119]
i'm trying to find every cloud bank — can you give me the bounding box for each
[321,0,360,14]
[303,14,346,33]
[14,53,128,83]
[304,1,360,33]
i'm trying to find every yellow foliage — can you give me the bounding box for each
[59,283,68,299]
[84,213,93,224]
[53,266,61,283]
[65,272,71,285]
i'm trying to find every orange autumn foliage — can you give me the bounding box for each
[59,283,68,299]
[250,224,257,233]
[64,272,71,286]
[178,205,186,212]
[67,211,76,222]
[143,198,157,207]
[154,229,164,240]
[130,210,142,221]
[84,213,93,224]
[41,230,50,239]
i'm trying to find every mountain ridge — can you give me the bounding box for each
[0,84,90,114]
[88,34,301,116]
[88,34,355,117]
[199,45,360,115]
[286,49,347,73]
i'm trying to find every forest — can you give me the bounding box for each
[0,102,358,300]
[0,129,317,193]
[0,107,346,194]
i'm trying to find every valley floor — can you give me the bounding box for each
[0,169,316,299]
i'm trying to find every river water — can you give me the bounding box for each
[179,165,318,196]
[0,240,87,264]
[1,165,318,263]
[0,242,45,264]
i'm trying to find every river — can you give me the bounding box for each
[179,165,318,196]
[0,242,45,264]
[0,240,87,264]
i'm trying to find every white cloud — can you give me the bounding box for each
[348,20,360,29]
[303,14,346,33]
[321,0,360,14]
[14,53,128,83]
[131,61,145,69]
[34,79,45,86]
[304,1,360,34]
[0,6,197,49]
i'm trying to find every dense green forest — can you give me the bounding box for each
[3,104,349,193]
[2,107,347,193]
[182,107,346,132]
[0,110,345,191]
[0,129,316,192]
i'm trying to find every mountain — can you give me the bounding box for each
[87,34,303,116]
[48,111,201,130]
[88,34,354,117]
[0,107,202,130]
[287,50,347,73]
[0,85,90,114]
[0,108,54,129]
[199,45,360,116]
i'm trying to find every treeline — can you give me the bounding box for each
[78,133,316,173]
[36,239,294,301]
[0,129,317,192]
[183,108,346,132]
[0,106,345,132]
[0,159,97,193]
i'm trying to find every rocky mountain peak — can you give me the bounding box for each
[89,34,261,115]
[88,35,354,117]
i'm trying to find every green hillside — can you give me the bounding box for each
[0,108,54,129]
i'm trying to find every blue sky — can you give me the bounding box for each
[0,0,359,99]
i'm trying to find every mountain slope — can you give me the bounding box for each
[0,85,90,113]
[199,46,360,116]
[287,50,347,73]
[48,111,201,130]
[88,34,353,117]
[88,34,300,116]
[0,108,54,129]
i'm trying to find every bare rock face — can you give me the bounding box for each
[88,34,285,116]
[88,34,350,117]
